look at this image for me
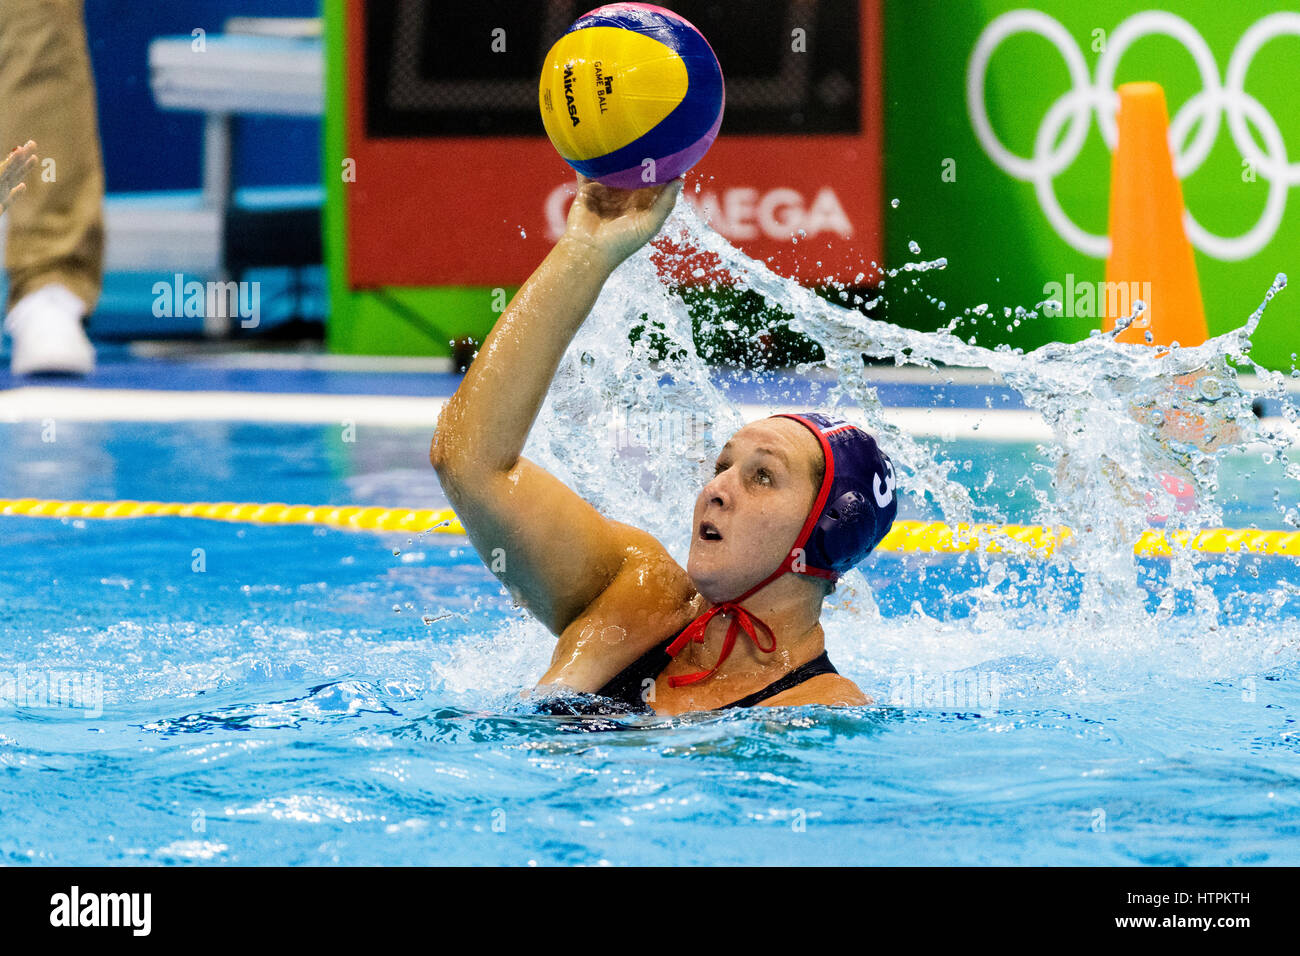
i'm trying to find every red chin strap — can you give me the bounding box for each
[665,554,836,689]
[664,588,778,687]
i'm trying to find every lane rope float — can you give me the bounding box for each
[2,498,1298,558]
[0,497,465,535]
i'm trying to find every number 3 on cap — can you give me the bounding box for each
[873,459,895,508]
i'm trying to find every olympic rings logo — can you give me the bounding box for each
[967,10,1300,261]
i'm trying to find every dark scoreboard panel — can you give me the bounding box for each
[365,0,862,137]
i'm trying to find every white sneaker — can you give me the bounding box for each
[4,283,96,376]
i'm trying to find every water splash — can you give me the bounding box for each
[512,196,1298,681]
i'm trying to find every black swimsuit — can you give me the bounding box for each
[538,626,839,716]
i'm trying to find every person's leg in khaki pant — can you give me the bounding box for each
[0,0,102,375]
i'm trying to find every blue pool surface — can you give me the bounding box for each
[1,415,1298,866]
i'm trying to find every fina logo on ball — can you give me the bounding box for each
[593,60,614,114]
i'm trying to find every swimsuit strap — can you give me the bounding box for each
[593,626,839,713]
[593,637,675,709]
[719,651,839,709]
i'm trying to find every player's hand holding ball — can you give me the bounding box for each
[561,175,683,270]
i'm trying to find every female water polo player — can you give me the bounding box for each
[430,176,898,715]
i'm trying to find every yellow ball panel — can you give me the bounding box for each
[539,26,688,162]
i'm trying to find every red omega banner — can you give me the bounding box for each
[345,0,881,288]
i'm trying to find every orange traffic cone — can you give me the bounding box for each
[1103,82,1208,347]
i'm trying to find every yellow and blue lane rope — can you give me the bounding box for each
[2,498,1297,558]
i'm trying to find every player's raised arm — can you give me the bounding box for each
[430,176,682,635]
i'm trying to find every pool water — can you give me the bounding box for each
[2,420,1297,865]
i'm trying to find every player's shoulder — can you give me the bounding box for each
[540,524,696,692]
[761,673,871,708]
[599,521,698,621]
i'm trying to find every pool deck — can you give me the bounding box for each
[0,342,1293,443]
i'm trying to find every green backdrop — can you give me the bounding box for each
[882,0,1297,368]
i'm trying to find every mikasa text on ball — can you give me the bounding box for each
[539,3,724,189]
